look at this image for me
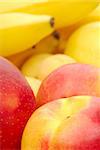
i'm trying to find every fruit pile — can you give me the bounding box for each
[0,1,100,150]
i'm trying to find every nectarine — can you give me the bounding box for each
[22,96,100,150]
[37,63,100,107]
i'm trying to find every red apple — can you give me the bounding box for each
[22,96,100,150]
[37,63,100,107]
[0,57,36,150]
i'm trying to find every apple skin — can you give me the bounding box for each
[0,57,36,150]
[21,96,100,150]
[37,63,100,107]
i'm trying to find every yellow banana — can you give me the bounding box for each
[7,31,59,68]
[0,0,98,28]
[7,48,35,68]
[32,31,60,54]
[0,13,54,57]
[56,4,100,53]
[0,0,34,13]
[81,4,100,23]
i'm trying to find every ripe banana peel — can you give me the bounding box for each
[7,48,35,68]
[32,31,60,55]
[55,4,100,53]
[7,32,59,68]
[0,0,98,28]
[0,13,54,57]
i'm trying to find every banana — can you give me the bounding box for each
[7,48,35,68]
[0,0,98,28]
[0,13,54,57]
[32,31,60,54]
[7,31,59,68]
[0,0,35,13]
[80,4,100,23]
[56,4,100,53]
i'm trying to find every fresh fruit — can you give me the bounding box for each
[7,48,35,68]
[21,53,51,79]
[37,63,100,107]
[21,96,100,150]
[56,4,100,53]
[32,31,60,54]
[22,54,76,80]
[0,0,98,28]
[0,0,34,13]
[0,2,99,150]
[25,76,41,97]
[55,26,74,53]
[74,4,100,27]
[37,54,76,80]
[0,13,54,57]
[75,4,100,26]
[0,57,36,150]
[7,31,60,68]
[65,22,100,68]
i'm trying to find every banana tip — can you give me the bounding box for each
[50,17,55,27]
[53,31,60,40]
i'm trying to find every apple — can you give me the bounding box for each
[0,57,36,150]
[37,63,100,107]
[25,76,41,97]
[21,96,100,150]
[64,22,100,68]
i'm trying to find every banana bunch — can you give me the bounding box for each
[7,31,59,68]
[0,0,98,28]
[56,4,100,53]
[0,0,99,67]
[0,13,54,57]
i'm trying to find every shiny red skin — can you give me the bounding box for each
[0,57,36,150]
[37,63,100,107]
